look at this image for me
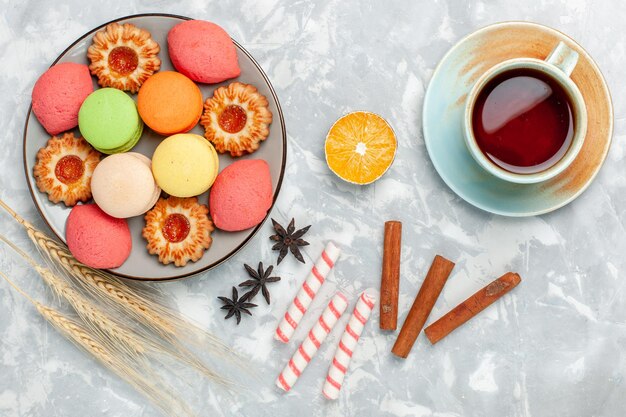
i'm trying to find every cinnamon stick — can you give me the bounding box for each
[380,221,402,330]
[391,255,455,358]
[424,272,522,345]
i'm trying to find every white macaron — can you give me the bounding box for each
[91,152,161,218]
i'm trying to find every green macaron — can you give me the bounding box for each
[92,122,143,154]
[78,88,143,154]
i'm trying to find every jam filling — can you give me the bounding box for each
[55,155,84,184]
[218,105,247,133]
[108,46,139,75]
[162,213,190,243]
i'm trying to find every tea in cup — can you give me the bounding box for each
[463,41,587,184]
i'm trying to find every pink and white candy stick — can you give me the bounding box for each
[276,292,348,392]
[322,290,376,400]
[275,242,341,343]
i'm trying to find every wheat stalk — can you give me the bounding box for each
[0,199,236,361]
[0,231,144,356]
[43,241,240,365]
[0,232,229,385]
[37,307,197,417]
[39,265,147,356]
[0,272,196,417]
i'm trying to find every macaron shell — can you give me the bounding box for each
[78,88,142,151]
[128,152,154,168]
[151,133,219,197]
[91,152,160,218]
[92,119,143,154]
[128,153,162,212]
[201,136,220,185]
[66,204,132,269]
[167,20,241,84]
[32,62,94,135]
[143,183,163,213]
[208,142,219,185]
[209,159,272,231]
[137,71,203,135]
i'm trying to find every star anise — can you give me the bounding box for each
[239,262,281,304]
[217,287,257,325]
[270,218,310,264]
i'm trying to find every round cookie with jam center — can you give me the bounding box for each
[200,82,273,157]
[87,22,161,93]
[142,196,214,267]
[33,132,101,207]
[137,71,203,135]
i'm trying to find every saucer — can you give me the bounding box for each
[422,22,613,216]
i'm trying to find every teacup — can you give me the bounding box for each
[463,41,587,184]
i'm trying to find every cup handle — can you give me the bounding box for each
[545,41,579,77]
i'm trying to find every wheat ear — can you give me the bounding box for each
[0,198,236,360]
[0,232,229,385]
[0,233,143,356]
[0,272,196,417]
[47,244,237,359]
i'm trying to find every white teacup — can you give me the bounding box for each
[463,41,587,184]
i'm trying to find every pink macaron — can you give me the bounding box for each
[167,20,240,84]
[66,204,132,269]
[209,159,273,231]
[32,62,94,135]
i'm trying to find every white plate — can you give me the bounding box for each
[23,14,287,280]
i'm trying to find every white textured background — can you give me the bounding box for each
[1,1,625,416]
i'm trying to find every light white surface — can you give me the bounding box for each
[1,0,626,416]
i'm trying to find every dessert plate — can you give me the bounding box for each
[422,21,613,216]
[23,14,286,280]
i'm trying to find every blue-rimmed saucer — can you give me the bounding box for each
[422,21,613,216]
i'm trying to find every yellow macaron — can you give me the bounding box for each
[151,133,219,197]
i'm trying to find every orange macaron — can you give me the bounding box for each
[137,71,203,135]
